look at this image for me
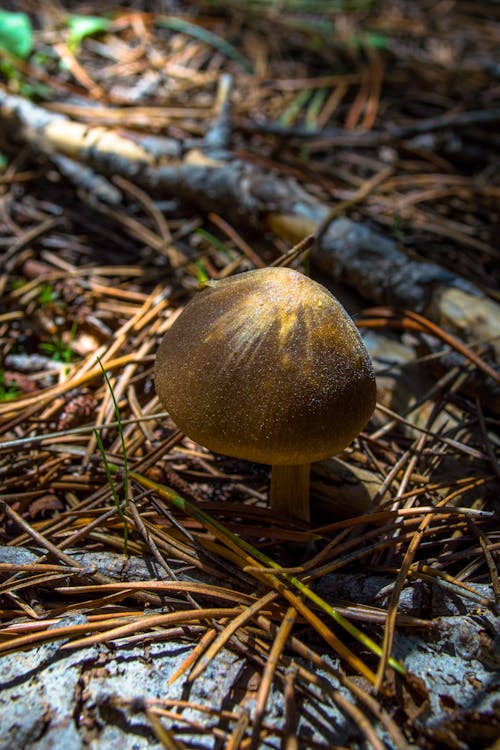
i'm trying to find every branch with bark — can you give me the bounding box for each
[1,88,499,369]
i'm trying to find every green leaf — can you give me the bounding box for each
[363,31,389,49]
[0,11,33,59]
[0,370,20,402]
[37,283,58,305]
[67,14,111,49]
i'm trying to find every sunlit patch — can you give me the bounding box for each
[204,270,338,374]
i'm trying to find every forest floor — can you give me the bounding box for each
[0,2,499,749]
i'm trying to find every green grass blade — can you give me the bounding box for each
[96,357,129,513]
[157,16,253,73]
[93,428,128,554]
[96,357,129,553]
[131,470,406,676]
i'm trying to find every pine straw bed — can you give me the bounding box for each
[0,2,499,749]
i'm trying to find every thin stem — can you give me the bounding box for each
[270,464,311,521]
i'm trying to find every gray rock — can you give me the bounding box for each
[394,613,500,728]
[0,552,497,749]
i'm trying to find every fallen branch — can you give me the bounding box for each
[1,88,499,365]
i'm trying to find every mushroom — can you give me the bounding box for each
[155,267,376,521]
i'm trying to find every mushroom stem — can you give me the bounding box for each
[270,463,311,521]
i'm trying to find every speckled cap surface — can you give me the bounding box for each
[155,267,376,465]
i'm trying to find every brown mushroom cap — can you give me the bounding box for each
[155,267,376,465]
